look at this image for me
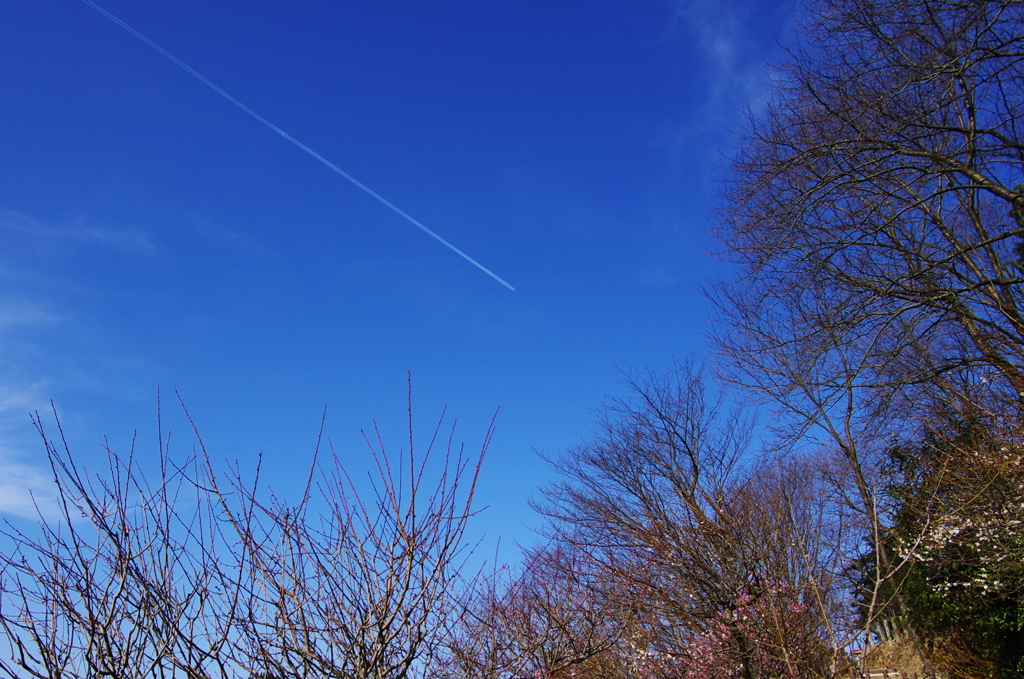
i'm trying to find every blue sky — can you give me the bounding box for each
[0,0,791,551]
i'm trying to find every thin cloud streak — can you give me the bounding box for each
[0,208,156,256]
[0,299,60,333]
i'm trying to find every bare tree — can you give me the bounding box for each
[0,391,490,679]
[715,0,1024,417]
[712,0,1024,671]
[534,361,843,678]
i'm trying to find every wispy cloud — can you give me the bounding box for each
[0,208,156,256]
[0,208,97,520]
[672,0,746,73]
[0,382,46,415]
[667,0,787,116]
[0,297,60,334]
[0,382,60,520]
[0,449,59,520]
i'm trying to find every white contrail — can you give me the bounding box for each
[78,0,515,291]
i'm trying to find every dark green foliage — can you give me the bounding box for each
[856,420,1024,678]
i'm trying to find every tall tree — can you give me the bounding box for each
[715,0,1024,417]
[535,361,842,678]
[713,0,1024,672]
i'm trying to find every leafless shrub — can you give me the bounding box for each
[440,542,624,679]
[0,390,490,679]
